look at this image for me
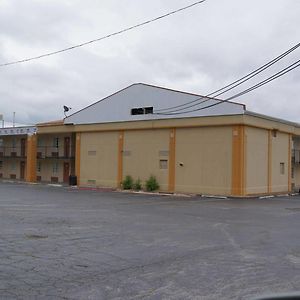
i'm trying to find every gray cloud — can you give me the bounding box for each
[0,0,299,124]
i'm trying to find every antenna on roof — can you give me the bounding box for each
[63,106,72,117]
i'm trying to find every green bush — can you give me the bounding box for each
[122,175,133,190]
[133,178,142,191]
[145,175,159,191]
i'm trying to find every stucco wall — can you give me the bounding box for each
[123,129,169,191]
[175,127,232,195]
[245,127,268,194]
[271,132,289,193]
[75,123,291,195]
[80,131,119,187]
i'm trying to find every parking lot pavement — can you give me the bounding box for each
[1,182,300,300]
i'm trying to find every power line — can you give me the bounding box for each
[154,41,300,113]
[155,57,300,115]
[225,59,300,101]
[0,0,206,67]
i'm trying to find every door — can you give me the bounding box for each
[64,137,70,158]
[21,138,26,157]
[63,162,70,183]
[20,161,25,180]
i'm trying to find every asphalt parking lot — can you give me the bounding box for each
[1,182,300,300]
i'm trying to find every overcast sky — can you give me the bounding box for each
[0,0,299,124]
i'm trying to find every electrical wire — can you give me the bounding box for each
[154,41,300,113]
[155,58,300,115]
[0,0,206,67]
[226,59,300,101]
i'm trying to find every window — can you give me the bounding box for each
[12,138,16,148]
[52,162,59,173]
[131,106,153,115]
[0,161,2,170]
[280,162,285,175]
[144,107,153,114]
[159,159,168,169]
[131,108,144,115]
[37,162,41,173]
[0,139,3,147]
[53,137,59,148]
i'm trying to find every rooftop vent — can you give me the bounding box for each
[131,107,153,115]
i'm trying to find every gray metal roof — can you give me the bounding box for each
[64,83,246,125]
[245,110,300,127]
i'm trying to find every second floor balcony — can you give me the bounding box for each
[0,146,27,158]
[37,146,75,159]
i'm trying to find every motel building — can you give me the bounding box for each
[1,83,300,197]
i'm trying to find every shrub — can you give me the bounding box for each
[133,178,142,191]
[145,175,159,191]
[122,175,133,190]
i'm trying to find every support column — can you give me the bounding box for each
[231,125,246,196]
[117,131,124,188]
[168,128,176,192]
[268,130,272,193]
[26,134,37,183]
[75,132,81,186]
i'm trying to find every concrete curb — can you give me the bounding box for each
[1,179,299,199]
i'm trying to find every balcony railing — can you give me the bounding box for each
[0,146,27,158]
[37,146,74,159]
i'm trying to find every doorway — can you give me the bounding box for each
[63,162,70,183]
[20,161,25,180]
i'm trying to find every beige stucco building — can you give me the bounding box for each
[1,83,300,197]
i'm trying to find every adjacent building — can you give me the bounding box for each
[1,83,300,196]
[0,125,37,181]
